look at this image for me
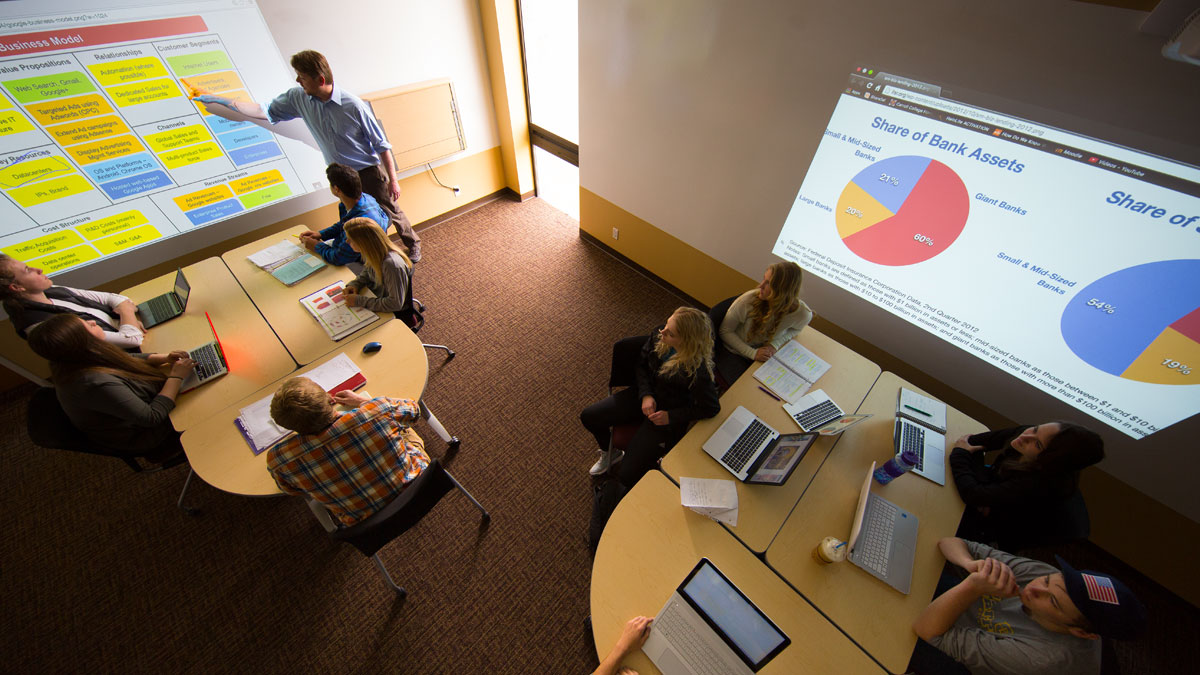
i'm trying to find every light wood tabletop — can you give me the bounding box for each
[120,257,295,431]
[765,371,986,673]
[220,224,394,365]
[178,320,427,496]
[660,327,881,552]
[591,470,883,674]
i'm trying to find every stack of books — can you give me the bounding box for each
[247,239,326,286]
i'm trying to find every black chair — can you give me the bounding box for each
[329,459,489,595]
[395,266,454,363]
[707,295,738,391]
[26,387,198,514]
[608,335,650,454]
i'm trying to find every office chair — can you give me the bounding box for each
[607,335,651,454]
[393,260,455,363]
[329,459,489,596]
[26,387,199,515]
[707,295,738,392]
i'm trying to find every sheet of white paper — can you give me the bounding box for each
[247,240,300,268]
[238,394,289,449]
[680,477,739,526]
[304,353,361,391]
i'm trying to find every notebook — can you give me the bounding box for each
[893,388,948,485]
[846,461,920,594]
[179,311,230,393]
[701,406,817,484]
[644,558,790,675]
[782,389,873,435]
[137,268,190,328]
[246,239,326,286]
[299,281,379,341]
[751,341,831,403]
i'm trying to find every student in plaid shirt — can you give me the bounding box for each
[266,377,430,529]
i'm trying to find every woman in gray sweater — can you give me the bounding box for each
[342,217,414,322]
[28,314,195,458]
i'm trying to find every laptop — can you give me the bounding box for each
[893,388,948,485]
[782,389,873,435]
[701,406,817,484]
[137,268,190,328]
[644,558,790,675]
[846,461,920,594]
[179,311,230,392]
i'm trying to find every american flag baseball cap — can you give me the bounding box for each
[1056,555,1147,640]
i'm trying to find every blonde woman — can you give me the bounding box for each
[717,261,812,384]
[581,307,720,488]
[341,217,413,320]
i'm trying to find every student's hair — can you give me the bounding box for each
[290,50,333,84]
[344,218,410,280]
[326,163,362,200]
[27,314,165,385]
[654,307,715,381]
[0,253,26,307]
[1000,421,1105,489]
[270,377,336,434]
[746,261,803,343]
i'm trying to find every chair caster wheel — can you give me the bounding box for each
[445,350,456,362]
[448,437,461,449]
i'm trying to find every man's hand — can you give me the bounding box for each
[614,616,653,657]
[754,345,776,362]
[332,390,369,407]
[647,410,670,426]
[344,294,360,307]
[193,94,233,107]
[965,557,1019,597]
[389,179,401,201]
[640,396,656,417]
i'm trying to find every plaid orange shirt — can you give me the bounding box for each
[266,397,430,527]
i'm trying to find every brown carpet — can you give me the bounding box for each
[1,197,1193,673]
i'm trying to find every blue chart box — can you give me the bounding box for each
[184,198,243,226]
[217,125,274,150]
[205,116,251,135]
[99,170,173,199]
[86,153,161,184]
[228,141,281,166]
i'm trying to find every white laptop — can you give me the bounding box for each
[893,388,948,485]
[644,558,790,674]
[179,311,230,393]
[782,389,873,435]
[846,461,920,594]
[702,406,817,485]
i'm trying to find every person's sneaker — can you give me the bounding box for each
[408,240,422,264]
[589,449,624,476]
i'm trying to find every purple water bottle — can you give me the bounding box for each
[874,448,920,485]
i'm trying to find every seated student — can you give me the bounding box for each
[266,377,430,529]
[716,261,812,385]
[593,616,653,675]
[26,314,195,460]
[911,537,1145,675]
[951,422,1104,550]
[581,307,720,487]
[1,254,145,350]
[298,163,389,266]
[341,217,414,321]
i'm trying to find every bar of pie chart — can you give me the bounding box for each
[1061,260,1200,385]
[835,155,969,266]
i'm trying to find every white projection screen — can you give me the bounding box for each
[0,0,328,285]
[775,66,1200,439]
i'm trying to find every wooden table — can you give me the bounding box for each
[221,224,393,365]
[765,372,986,673]
[660,328,881,552]
[591,470,883,674]
[120,257,295,431]
[178,320,427,496]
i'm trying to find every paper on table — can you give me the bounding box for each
[680,477,739,526]
[753,361,813,403]
[308,353,361,390]
[248,240,303,269]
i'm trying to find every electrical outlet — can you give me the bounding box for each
[612,227,619,240]
[452,185,460,195]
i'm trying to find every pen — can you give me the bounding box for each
[758,386,781,402]
[904,404,931,416]
[834,541,847,549]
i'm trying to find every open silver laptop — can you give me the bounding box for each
[701,406,778,481]
[137,268,190,328]
[846,461,920,594]
[644,558,790,674]
[179,311,230,393]
[893,388,948,485]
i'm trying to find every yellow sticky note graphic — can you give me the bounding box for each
[144,124,214,152]
[0,156,75,189]
[8,174,93,207]
[27,245,101,273]
[159,141,222,168]
[0,109,35,136]
[87,57,169,87]
[229,169,284,194]
[107,78,181,106]
[174,184,234,211]
[93,224,161,254]
[2,230,86,260]
[77,210,150,241]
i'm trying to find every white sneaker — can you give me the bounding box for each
[589,449,624,476]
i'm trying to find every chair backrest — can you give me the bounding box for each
[330,459,454,556]
[394,263,424,332]
[609,335,649,391]
[707,295,737,341]
[27,387,89,452]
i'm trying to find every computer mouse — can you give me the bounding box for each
[362,341,383,354]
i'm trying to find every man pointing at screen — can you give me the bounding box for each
[192,50,422,262]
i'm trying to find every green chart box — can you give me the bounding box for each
[167,50,234,77]
[3,72,96,104]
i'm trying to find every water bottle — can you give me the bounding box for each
[874,448,920,485]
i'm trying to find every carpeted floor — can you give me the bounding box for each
[1,197,1193,673]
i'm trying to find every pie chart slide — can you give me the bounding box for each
[835,155,969,266]
[1061,259,1200,385]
